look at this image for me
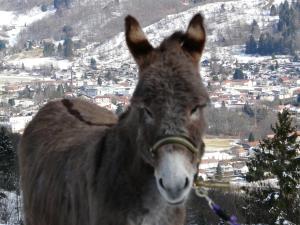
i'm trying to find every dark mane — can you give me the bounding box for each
[159,31,185,49]
[117,106,131,122]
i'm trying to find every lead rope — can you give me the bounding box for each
[149,136,240,224]
[193,186,240,225]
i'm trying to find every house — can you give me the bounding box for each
[94,96,111,107]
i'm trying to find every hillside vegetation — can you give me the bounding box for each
[14,0,192,45]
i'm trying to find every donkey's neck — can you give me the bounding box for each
[93,120,156,208]
[91,114,185,225]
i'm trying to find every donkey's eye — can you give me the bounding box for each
[190,104,206,115]
[191,105,200,115]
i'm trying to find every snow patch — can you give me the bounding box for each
[0,6,55,46]
[8,57,72,70]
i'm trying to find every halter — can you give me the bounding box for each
[149,135,199,156]
[150,136,240,225]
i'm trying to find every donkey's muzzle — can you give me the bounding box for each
[153,138,197,205]
[158,175,190,204]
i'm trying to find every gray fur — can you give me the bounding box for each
[19,14,209,225]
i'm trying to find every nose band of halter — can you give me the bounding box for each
[149,136,198,156]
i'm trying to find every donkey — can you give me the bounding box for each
[19,14,209,225]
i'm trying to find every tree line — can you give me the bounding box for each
[0,127,21,224]
[190,110,299,224]
[204,103,277,139]
[43,25,74,58]
[245,0,300,56]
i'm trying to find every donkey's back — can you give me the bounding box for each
[19,98,117,225]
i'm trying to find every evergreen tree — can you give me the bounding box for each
[246,110,300,224]
[43,41,55,57]
[8,99,15,106]
[57,43,63,56]
[248,132,255,142]
[97,76,102,86]
[63,38,73,58]
[26,40,33,50]
[54,0,62,9]
[250,19,260,37]
[275,0,298,55]
[245,35,257,54]
[215,163,223,180]
[251,19,258,27]
[293,54,299,62]
[243,185,277,224]
[20,85,32,99]
[257,32,277,55]
[115,103,124,116]
[269,64,275,71]
[270,5,277,16]
[233,68,245,80]
[243,103,254,117]
[0,127,17,191]
[257,33,266,55]
[54,0,70,9]
[220,4,226,12]
[65,0,71,8]
[0,40,6,51]
[90,58,97,70]
[212,75,218,81]
[278,1,291,32]
[62,25,73,38]
[41,4,48,12]
[56,84,64,98]
[221,101,226,108]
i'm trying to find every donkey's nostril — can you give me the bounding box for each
[159,178,165,189]
[184,177,189,189]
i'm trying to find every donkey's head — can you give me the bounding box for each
[125,14,209,205]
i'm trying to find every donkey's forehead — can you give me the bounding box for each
[131,30,209,106]
[133,66,208,106]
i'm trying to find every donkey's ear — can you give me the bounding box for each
[182,14,206,63]
[125,15,154,67]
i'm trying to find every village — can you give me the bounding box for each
[1,43,299,186]
[1,0,300,188]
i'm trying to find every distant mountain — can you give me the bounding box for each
[0,0,194,47]
[83,0,292,71]
[1,0,297,74]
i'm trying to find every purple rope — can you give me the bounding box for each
[195,187,241,225]
[211,203,240,225]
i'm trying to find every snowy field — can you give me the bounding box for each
[0,6,55,45]
[0,73,52,85]
[7,57,72,70]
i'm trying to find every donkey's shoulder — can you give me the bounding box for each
[37,98,118,126]
[60,98,117,126]
[21,98,117,155]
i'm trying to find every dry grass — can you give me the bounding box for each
[203,138,235,151]
[9,48,43,60]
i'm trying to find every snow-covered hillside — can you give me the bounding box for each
[0,7,55,46]
[84,0,290,71]
[0,0,292,80]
